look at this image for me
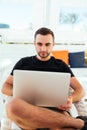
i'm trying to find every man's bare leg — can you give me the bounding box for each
[35,128,77,130]
[21,127,77,130]
[37,128,78,130]
[23,128,77,130]
[6,98,84,130]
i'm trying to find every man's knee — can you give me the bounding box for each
[6,98,23,118]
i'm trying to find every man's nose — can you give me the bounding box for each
[41,46,46,51]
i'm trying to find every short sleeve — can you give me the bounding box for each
[10,58,23,75]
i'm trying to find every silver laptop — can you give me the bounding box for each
[13,70,71,107]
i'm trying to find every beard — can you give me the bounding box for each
[38,51,50,59]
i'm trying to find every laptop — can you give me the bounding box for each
[13,70,71,107]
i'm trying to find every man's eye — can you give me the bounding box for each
[37,43,42,46]
[46,43,51,46]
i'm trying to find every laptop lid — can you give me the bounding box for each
[13,70,71,107]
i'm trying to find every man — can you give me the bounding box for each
[1,27,87,130]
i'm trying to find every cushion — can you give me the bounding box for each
[69,51,86,68]
[52,50,69,65]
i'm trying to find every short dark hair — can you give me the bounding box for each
[34,27,55,41]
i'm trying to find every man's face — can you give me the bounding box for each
[34,34,55,61]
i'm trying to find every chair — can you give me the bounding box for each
[1,95,22,130]
[69,87,87,117]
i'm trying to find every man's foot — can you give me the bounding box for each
[76,116,87,130]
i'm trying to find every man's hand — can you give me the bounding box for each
[58,96,72,111]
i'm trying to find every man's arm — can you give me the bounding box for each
[70,76,85,103]
[58,77,85,111]
[1,75,13,96]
